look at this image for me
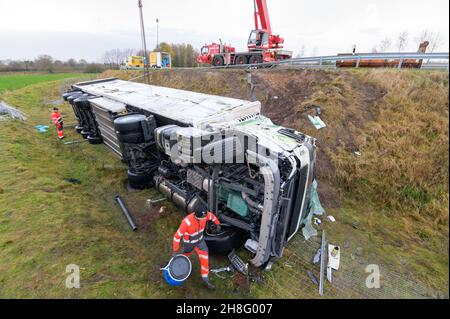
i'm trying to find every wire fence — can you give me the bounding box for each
[260,235,447,299]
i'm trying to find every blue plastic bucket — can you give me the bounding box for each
[161,255,192,286]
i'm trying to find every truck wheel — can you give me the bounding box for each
[118,132,145,144]
[235,55,248,65]
[249,55,262,64]
[87,136,103,145]
[212,55,224,67]
[205,226,247,255]
[128,170,153,189]
[114,114,147,134]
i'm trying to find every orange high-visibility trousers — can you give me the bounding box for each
[51,111,64,139]
[183,241,209,279]
[56,126,64,139]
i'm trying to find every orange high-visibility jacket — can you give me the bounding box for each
[51,111,63,128]
[173,212,220,251]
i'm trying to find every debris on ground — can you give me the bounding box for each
[115,195,138,231]
[314,105,322,116]
[327,215,336,223]
[312,248,321,265]
[146,197,167,207]
[327,266,333,283]
[63,139,88,145]
[328,245,341,270]
[228,250,248,276]
[314,217,322,226]
[308,115,326,130]
[35,125,50,133]
[211,265,234,279]
[64,178,81,185]
[0,101,27,121]
[344,240,350,249]
[303,180,326,240]
[307,271,319,286]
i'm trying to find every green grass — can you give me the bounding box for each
[0,73,91,92]
[0,70,448,299]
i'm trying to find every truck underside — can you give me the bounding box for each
[63,78,317,268]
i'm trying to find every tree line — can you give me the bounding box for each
[102,43,199,69]
[0,55,105,73]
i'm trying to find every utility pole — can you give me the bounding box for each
[156,18,159,51]
[138,0,149,73]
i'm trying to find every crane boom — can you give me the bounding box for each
[254,0,272,33]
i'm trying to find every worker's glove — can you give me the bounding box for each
[210,224,221,234]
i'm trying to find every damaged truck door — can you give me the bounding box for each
[62,78,318,268]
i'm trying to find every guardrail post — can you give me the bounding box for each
[398,56,404,69]
[356,57,361,68]
[319,57,323,67]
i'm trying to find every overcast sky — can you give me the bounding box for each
[0,0,448,62]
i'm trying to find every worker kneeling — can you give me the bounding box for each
[173,211,221,290]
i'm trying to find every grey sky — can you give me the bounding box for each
[0,0,448,62]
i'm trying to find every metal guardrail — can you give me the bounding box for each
[214,52,449,70]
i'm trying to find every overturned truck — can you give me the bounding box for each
[62,78,317,268]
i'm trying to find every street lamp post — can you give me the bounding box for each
[156,19,159,51]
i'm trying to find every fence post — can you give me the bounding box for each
[319,230,326,296]
[398,56,404,69]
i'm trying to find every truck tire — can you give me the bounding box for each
[87,136,103,145]
[249,55,262,64]
[205,226,247,255]
[212,55,224,67]
[128,170,153,189]
[118,132,145,144]
[114,114,146,134]
[235,55,248,65]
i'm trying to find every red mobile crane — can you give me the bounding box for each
[197,0,292,66]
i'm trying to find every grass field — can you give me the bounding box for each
[0,73,91,92]
[0,70,448,299]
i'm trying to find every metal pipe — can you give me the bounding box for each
[219,214,254,232]
[115,195,138,231]
[319,230,326,296]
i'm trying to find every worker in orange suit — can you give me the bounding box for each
[173,210,221,289]
[51,107,64,140]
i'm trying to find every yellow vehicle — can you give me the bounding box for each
[122,56,145,69]
[149,52,171,68]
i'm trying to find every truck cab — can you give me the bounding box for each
[197,43,236,66]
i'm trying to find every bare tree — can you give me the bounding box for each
[312,46,319,57]
[415,29,432,44]
[35,55,54,72]
[396,31,409,51]
[296,45,306,58]
[102,49,130,69]
[430,32,443,52]
[378,38,392,52]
